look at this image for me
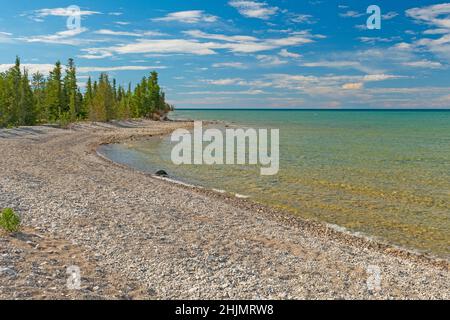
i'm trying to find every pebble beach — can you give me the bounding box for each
[0,120,448,300]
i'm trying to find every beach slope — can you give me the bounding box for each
[0,120,448,299]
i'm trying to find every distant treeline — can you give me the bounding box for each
[0,57,173,128]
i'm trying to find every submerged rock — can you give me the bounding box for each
[155,170,168,177]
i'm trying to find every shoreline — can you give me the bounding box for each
[95,130,449,269]
[97,119,449,265]
[0,120,449,299]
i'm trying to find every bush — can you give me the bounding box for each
[0,208,21,232]
[57,112,72,129]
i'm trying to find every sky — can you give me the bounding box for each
[0,0,450,109]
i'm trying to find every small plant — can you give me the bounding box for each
[0,208,21,233]
[57,112,72,129]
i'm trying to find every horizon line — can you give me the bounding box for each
[174,108,450,111]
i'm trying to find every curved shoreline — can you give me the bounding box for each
[1,120,449,299]
[95,131,449,269]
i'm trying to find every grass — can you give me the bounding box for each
[0,208,21,233]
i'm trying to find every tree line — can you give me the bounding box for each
[0,57,173,128]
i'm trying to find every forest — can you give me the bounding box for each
[0,57,173,128]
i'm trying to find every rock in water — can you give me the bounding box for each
[155,170,168,177]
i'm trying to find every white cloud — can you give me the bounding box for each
[183,30,258,42]
[299,44,427,74]
[415,34,450,61]
[406,4,450,61]
[302,60,362,68]
[0,64,165,75]
[204,73,403,92]
[223,33,313,53]
[342,82,364,90]
[78,49,114,60]
[256,54,287,66]
[406,4,450,29]
[204,78,243,85]
[185,90,265,95]
[393,42,413,50]
[77,66,166,73]
[141,31,167,37]
[362,74,402,82]
[34,7,101,17]
[290,14,315,24]
[196,31,314,53]
[0,63,56,74]
[382,12,398,20]
[229,1,279,20]
[358,36,401,44]
[423,28,450,35]
[152,10,218,23]
[268,35,313,46]
[110,39,219,55]
[94,29,141,37]
[18,27,89,45]
[339,10,364,18]
[85,30,316,57]
[94,29,166,37]
[0,31,13,43]
[279,49,301,58]
[212,62,247,69]
[401,60,443,69]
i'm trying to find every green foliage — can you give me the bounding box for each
[0,208,21,233]
[0,57,173,128]
[58,111,72,129]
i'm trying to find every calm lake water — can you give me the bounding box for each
[99,110,450,258]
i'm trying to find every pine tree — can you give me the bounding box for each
[32,72,46,123]
[82,77,93,119]
[90,73,114,122]
[0,56,172,128]
[0,72,6,127]
[45,61,63,121]
[64,58,78,121]
[18,69,36,126]
[6,56,22,126]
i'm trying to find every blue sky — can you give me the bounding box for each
[0,0,449,109]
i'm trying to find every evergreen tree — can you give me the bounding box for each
[0,72,6,127]
[90,73,114,122]
[63,58,79,120]
[32,72,46,123]
[0,57,172,128]
[18,69,35,126]
[5,56,22,126]
[45,61,63,121]
[82,76,93,119]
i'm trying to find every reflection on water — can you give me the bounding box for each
[98,110,450,258]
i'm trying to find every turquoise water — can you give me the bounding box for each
[99,110,450,258]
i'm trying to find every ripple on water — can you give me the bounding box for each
[98,110,450,258]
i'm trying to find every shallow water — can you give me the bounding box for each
[98,110,450,258]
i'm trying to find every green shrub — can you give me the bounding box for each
[0,208,21,232]
[57,112,72,129]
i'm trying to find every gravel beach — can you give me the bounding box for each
[0,120,448,300]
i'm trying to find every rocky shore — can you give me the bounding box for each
[0,120,448,299]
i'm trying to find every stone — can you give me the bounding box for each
[155,170,168,177]
[0,267,18,277]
